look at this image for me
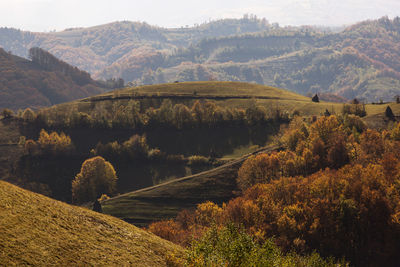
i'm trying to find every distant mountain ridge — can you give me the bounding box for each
[2,16,400,101]
[0,18,271,74]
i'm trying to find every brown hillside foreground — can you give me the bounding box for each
[0,181,183,266]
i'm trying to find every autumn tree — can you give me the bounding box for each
[72,156,117,203]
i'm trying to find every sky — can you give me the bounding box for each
[1,0,400,32]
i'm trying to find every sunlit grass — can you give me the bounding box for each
[0,181,183,266]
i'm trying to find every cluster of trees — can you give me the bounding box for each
[342,102,367,117]
[24,129,74,156]
[181,224,341,266]
[148,115,400,266]
[93,135,150,161]
[93,134,212,166]
[34,99,288,130]
[16,129,80,202]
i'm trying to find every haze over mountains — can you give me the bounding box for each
[2,16,400,102]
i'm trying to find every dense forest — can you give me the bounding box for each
[2,16,400,101]
[149,114,400,266]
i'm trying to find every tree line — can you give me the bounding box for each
[24,99,289,130]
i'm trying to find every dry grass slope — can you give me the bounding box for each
[0,181,183,266]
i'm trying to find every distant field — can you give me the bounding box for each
[0,181,183,266]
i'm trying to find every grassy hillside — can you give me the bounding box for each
[101,145,278,226]
[0,180,183,266]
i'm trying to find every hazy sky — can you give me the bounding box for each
[1,0,400,32]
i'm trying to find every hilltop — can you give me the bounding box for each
[48,81,338,117]
[0,47,105,110]
[0,180,182,266]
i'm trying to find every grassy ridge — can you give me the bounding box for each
[108,81,310,99]
[0,181,183,266]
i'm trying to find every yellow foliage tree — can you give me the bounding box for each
[72,156,117,203]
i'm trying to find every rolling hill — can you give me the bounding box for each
[0,47,105,110]
[46,81,340,118]
[0,180,183,266]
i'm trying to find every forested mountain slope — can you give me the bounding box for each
[0,47,104,110]
[2,16,400,101]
